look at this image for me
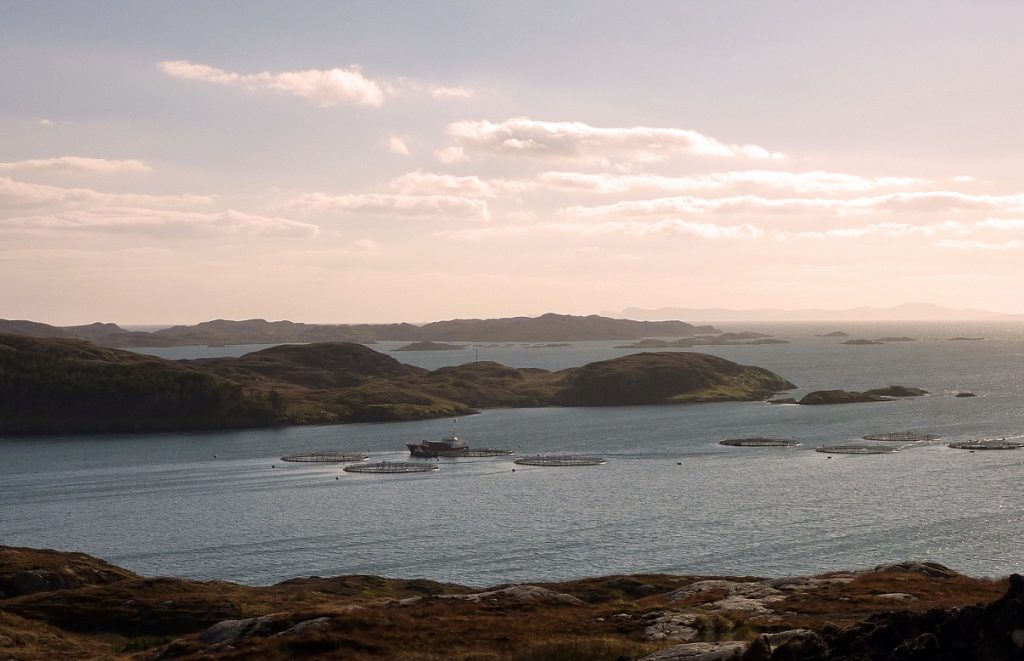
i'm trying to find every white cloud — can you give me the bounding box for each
[435,146,469,163]
[445,218,763,240]
[563,191,1024,219]
[283,192,490,221]
[937,239,1024,251]
[0,208,318,238]
[536,170,925,195]
[0,176,214,211]
[387,136,410,155]
[430,85,474,99]
[442,117,784,165]
[159,60,390,107]
[782,221,970,241]
[389,171,495,197]
[976,218,1024,231]
[0,157,152,176]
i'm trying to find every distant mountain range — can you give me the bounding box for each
[0,313,720,348]
[610,302,1024,323]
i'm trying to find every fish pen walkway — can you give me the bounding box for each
[949,439,1023,451]
[280,452,369,463]
[862,432,941,442]
[815,444,899,455]
[343,461,439,473]
[428,448,514,458]
[514,455,607,466]
[720,438,801,447]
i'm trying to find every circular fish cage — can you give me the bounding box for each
[280,451,369,463]
[343,461,439,473]
[815,444,899,455]
[513,455,607,466]
[949,439,1023,451]
[862,432,941,442]
[720,437,801,447]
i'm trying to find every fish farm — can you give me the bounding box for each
[514,455,607,466]
[426,448,515,458]
[862,432,941,442]
[948,439,1023,451]
[343,461,439,473]
[720,437,801,447]
[280,452,369,463]
[815,444,899,455]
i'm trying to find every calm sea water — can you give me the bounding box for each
[2,322,1023,586]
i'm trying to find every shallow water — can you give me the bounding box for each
[3,322,1023,586]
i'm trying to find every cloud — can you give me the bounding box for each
[435,146,469,163]
[389,171,495,197]
[0,176,214,211]
[976,218,1024,231]
[445,216,1024,244]
[563,191,1024,219]
[781,221,970,241]
[445,218,763,240]
[442,117,783,165]
[536,170,925,195]
[387,136,410,155]
[0,208,317,238]
[937,239,1024,251]
[283,192,490,221]
[0,157,152,176]
[159,60,390,107]
[430,85,474,99]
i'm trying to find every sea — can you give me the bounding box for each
[2,321,1023,587]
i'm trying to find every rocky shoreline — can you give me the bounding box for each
[1,547,1019,660]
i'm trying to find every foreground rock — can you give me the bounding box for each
[0,547,1012,660]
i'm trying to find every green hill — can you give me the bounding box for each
[0,337,795,434]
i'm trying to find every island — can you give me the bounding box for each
[955,391,977,397]
[0,545,1018,660]
[948,336,985,341]
[774,385,928,405]
[841,339,885,345]
[816,331,849,337]
[0,313,723,348]
[872,336,917,342]
[614,333,788,349]
[0,334,796,434]
[391,341,466,351]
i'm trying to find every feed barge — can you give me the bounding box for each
[406,434,512,458]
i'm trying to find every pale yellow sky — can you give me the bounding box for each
[2,2,1023,324]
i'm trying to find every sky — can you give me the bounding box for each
[2,1,1024,324]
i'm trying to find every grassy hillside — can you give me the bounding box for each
[0,334,278,434]
[0,337,795,434]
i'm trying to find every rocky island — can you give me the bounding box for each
[0,334,795,434]
[772,386,928,405]
[0,546,1017,660]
